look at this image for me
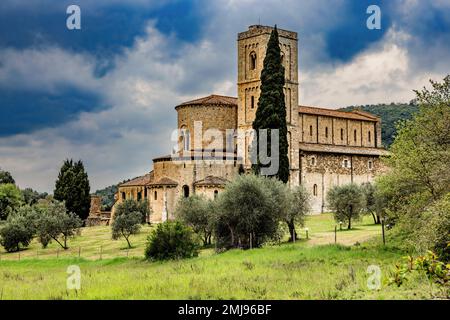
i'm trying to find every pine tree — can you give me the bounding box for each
[54,159,91,220]
[252,26,290,183]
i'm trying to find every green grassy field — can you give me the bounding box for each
[0,214,431,300]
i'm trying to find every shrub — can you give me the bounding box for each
[175,195,214,246]
[0,207,35,252]
[327,184,365,229]
[145,221,199,260]
[414,193,450,261]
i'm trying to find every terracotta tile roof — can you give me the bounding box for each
[299,105,379,122]
[176,94,238,108]
[299,143,390,156]
[194,176,229,186]
[149,177,178,186]
[119,172,154,187]
[152,155,172,162]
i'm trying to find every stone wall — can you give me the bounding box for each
[300,152,385,213]
[176,104,237,152]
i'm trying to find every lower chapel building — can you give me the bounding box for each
[94,25,389,224]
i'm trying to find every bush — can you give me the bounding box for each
[414,194,450,261]
[327,184,365,229]
[0,207,35,252]
[174,195,214,246]
[145,221,199,260]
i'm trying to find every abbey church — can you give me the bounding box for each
[102,25,388,223]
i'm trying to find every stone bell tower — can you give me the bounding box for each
[236,25,300,185]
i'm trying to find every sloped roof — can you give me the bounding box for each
[299,105,379,122]
[194,176,229,186]
[149,177,178,186]
[176,94,238,108]
[119,172,154,187]
[299,143,390,156]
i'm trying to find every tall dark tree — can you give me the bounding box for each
[252,26,290,183]
[0,168,15,185]
[54,159,91,220]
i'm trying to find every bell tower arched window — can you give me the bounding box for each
[249,52,257,70]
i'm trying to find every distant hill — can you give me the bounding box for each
[340,102,419,147]
[94,184,118,211]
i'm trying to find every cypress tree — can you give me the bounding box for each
[54,159,91,220]
[252,26,290,183]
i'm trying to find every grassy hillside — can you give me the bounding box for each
[340,103,419,147]
[0,214,432,299]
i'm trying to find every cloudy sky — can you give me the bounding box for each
[0,0,449,193]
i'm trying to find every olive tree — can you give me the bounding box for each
[111,199,146,248]
[285,186,311,241]
[175,195,214,246]
[0,206,35,252]
[34,201,82,250]
[327,184,365,230]
[215,175,280,249]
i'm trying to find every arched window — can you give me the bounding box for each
[310,125,313,136]
[311,156,316,166]
[250,52,257,70]
[354,129,357,142]
[313,184,318,197]
[182,185,190,198]
[154,191,157,201]
[121,192,126,200]
[137,191,142,201]
[343,159,350,168]
[251,96,255,109]
[181,127,190,151]
[214,190,218,199]
[144,188,147,199]
[368,160,373,170]
[368,131,371,143]
[340,128,344,141]
[325,127,329,138]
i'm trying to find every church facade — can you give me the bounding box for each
[110,25,389,223]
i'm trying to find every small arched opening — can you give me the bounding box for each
[182,185,190,198]
[250,52,257,70]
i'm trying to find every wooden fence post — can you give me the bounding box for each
[334,225,337,244]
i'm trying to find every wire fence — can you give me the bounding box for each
[0,245,144,262]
